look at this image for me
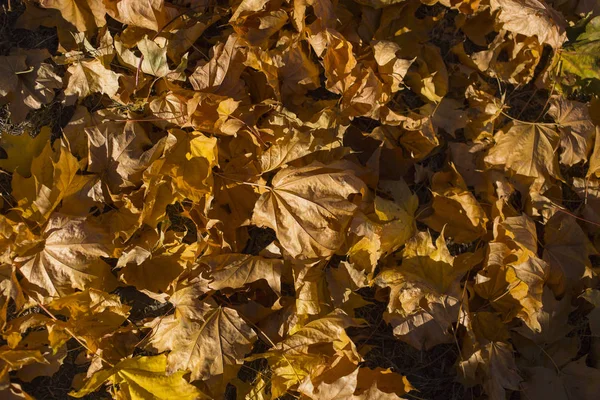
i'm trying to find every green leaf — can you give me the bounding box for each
[558,16,600,94]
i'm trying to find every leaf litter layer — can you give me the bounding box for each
[0,0,600,399]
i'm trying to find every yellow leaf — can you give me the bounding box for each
[157,129,218,202]
[12,140,89,223]
[70,354,206,399]
[375,231,471,349]
[0,127,50,176]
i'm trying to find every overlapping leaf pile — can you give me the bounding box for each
[0,0,600,399]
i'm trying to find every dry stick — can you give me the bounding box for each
[515,88,539,120]
[534,59,562,123]
[499,110,557,126]
[554,206,600,228]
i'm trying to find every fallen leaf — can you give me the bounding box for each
[15,214,116,300]
[70,354,206,399]
[252,162,365,259]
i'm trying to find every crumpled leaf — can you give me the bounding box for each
[422,163,489,243]
[375,230,471,349]
[489,0,567,49]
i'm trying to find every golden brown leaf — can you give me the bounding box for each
[149,301,256,385]
[15,214,116,300]
[252,162,365,259]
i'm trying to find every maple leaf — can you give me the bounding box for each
[70,354,206,399]
[148,301,256,386]
[103,0,167,31]
[200,253,283,295]
[458,339,522,400]
[39,0,106,33]
[85,110,164,194]
[348,180,418,276]
[45,289,130,352]
[116,36,188,81]
[252,162,365,259]
[3,0,600,398]
[258,310,360,397]
[15,214,116,300]
[557,16,600,93]
[514,290,574,349]
[189,35,248,97]
[0,50,62,123]
[489,0,567,49]
[543,213,597,295]
[474,216,549,330]
[11,140,91,223]
[155,129,218,202]
[485,121,562,185]
[522,356,600,400]
[549,97,596,166]
[64,58,120,99]
[258,126,343,173]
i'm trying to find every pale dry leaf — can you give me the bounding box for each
[489,0,567,49]
[252,162,365,259]
[16,214,116,299]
